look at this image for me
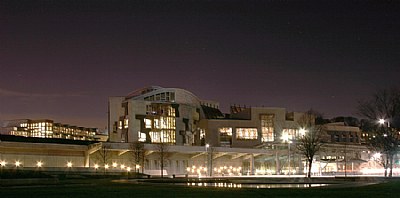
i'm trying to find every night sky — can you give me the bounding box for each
[1,0,399,130]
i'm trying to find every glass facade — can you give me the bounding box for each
[281,128,298,141]
[9,120,96,140]
[236,128,258,140]
[261,114,274,142]
[144,92,175,102]
[145,104,177,143]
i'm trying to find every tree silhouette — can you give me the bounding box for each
[357,88,400,177]
[296,110,323,178]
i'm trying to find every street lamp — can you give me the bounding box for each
[378,118,390,127]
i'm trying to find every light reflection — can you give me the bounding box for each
[184,182,328,189]
[186,182,243,188]
[186,165,243,177]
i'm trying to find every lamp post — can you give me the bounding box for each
[205,144,209,177]
[288,140,291,176]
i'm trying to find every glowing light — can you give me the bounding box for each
[373,153,382,159]
[120,164,125,169]
[281,134,289,142]
[206,144,210,148]
[112,162,118,168]
[379,119,385,125]
[135,164,140,169]
[127,167,131,172]
[15,161,21,167]
[94,164,99,169]
[299,128,306,136]
[36,161,43,167]
[104,164,109,169]
[67,162,73,168]
[1,160,7,167]
[186,167,191,172]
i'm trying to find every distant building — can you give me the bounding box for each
[0,119,99,141]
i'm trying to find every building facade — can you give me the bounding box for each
[0,86,391,177]
[0,119,99,141]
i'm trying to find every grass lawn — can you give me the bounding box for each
[1,179,399,198]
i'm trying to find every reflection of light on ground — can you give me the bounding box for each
[185,182,329,188]
[187,182,242,188]
[361,168,400,175]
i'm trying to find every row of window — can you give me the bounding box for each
[144,92,175,102]
[11,122,96,140]
[219,127,301,144]
[146,104,176,117]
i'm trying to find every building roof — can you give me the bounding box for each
[201,105,224,119]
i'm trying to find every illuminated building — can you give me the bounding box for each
[0,86,386,177]
[0,119,99,141]
[108,86,223,144]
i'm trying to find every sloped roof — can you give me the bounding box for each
[201,105,224,119]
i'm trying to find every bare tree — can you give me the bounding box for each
[130,141,146,173]
[357,88,400,177]
[95,144,112,174]
[155,143,170,178]
[296,110,323,178]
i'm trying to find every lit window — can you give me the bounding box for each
[282,129,297,141]
[219,128,232,147]
[138,131,147,142]
[118,121,123,129]
[124,119,129,129]
[261,114,274,142]
[236,128,258,140]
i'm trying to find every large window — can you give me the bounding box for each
[281,128,298,141]
[236,128,258,140]
[144,92,175,102]
[148,116,176,143]
[261,114,274,142]
[219,127,232,147]
[145,104,176,143]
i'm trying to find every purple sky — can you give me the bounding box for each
[1,0,399,130]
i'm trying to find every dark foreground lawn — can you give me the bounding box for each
[1,179,399,198]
